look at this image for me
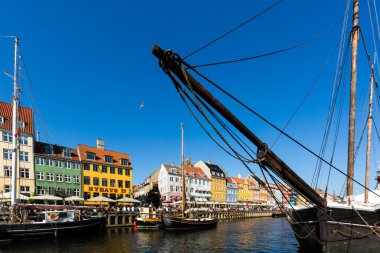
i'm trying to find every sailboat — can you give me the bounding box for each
[162,123,217,229]
[0,37,106,240]
[152,0,380,251]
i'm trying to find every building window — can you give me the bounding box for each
[125,181,130,188]
[84,176,90,185]
[121,158,129,166]
[83,163,90,170]
[20,168,29,178]
[170,185,174,192]
[84,192,90,199]
[86,152,96,160]
[102,166,107,173]
[102,178,108,187]
[46,159,53,166]
[118,180,123,188]
[0,116,4,124]
[73,175,80,183]
[2,131,12,142]
[55,160,63,168]
[3,149,12,160]
[37,172,44,180]
[20,151,29,162]
[73,163,79,170]
[36,157,44,165]
[37,186,45,195]
[46,173,54,181]
[170,177,173,182]
[65,175,71,183]
[4,166,11,177]
[74,189,80,197]
[20,186,30,194]
[19,121,26,128]
[110,167,115,174]
[93,164,99,172]
[105,155,113,163]
[110,179,115,187]
[93,177,99,186]
[56,174,63,182]
[62,148,71,157]
[118,168,123,175]
[44,145,54,154]
[19,135,28,145]
[64,161,71,169]
[125,169,130,176]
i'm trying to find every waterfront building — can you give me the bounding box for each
[133,168,160,199]
[195,160,227,202]
[226,177,238,203]
[34,142,81,197]
[230,176,253,203]
[158,164,211,202]
[0,101,34,197]
[78,140,133,203]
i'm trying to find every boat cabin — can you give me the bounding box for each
[42,210,76,223]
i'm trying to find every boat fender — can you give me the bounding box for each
[49,213,60,221]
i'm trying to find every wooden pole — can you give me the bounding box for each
[347,0,359,198]
[181,123,186,218]
[365,64,374,203]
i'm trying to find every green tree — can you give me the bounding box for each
[145,185,161,207]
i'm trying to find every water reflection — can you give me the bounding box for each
[0,218,300,253]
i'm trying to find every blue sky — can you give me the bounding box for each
[1,1,379,195]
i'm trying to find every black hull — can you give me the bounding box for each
[162,216,217,229]
[0,217,106,240]
[291,206,380,252]
[135,219,163,229]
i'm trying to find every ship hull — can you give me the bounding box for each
[135,218,163,229]
[0,217,106,240]
[291,206,380,252]
[162,216,217,229]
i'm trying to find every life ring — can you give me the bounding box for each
[49,213,60,221]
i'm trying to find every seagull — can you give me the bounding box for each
[139,101,145,110]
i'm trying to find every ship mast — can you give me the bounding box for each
[11,37,20,206]
[181,123,186,218]
[365,64,374,203]
[347,0,359,198]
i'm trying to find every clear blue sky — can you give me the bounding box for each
[0,1,379,195]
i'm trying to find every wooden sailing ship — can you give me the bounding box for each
[152,0,380,251]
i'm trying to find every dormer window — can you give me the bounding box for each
[62,148,71,157]
[19,121,26,129]
[121,158,129,166]
[86,152,96,160]
[0,116,4,124]
[105,155,113,163]
[44,145,54,154]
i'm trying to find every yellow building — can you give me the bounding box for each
[232,177,254,203]
[0,102,35,197]
[195,160,226,202]
[78,140,132,204]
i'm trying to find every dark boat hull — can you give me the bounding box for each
[0,217,106,240]
[135,218,163,229]
[162,216,217,229]
[291,206,380,252]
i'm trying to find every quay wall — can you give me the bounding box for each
[105,210,273,228]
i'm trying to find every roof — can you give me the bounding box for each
[162,164,209,180]
[34,141,79,161]
[77,144,131,167]
[0,101,34,135]
[205,162,226,178]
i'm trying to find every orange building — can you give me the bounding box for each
[78,140,132,204]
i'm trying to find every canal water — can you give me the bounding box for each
[0,218,300,252]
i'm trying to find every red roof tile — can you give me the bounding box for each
[163,164,209,180]
[78,144,131,167]
[0,101,34,135]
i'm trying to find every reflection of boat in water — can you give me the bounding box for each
[135,207,163,229]
[162,124,218,229]
[0,37,106,241]
[0,210,106,240]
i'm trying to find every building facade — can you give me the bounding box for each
[195,160,227,202]
[226,177,238,203]
[78,140,133,203]
[0,102,35,197]
[34,142,81,197]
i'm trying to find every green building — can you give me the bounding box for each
[34,142,81,198]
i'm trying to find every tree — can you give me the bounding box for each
[145,185,161,207]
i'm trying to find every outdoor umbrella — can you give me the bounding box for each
[29,194,63,201]
[86,196,116,203]
[0,192,29,200]
[116,197,141,203]
[64,196,85,202]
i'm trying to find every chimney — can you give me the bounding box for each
[36,131,40,142]
[97,139,104,150]
[208,158,211,163]
[238,173,241,179]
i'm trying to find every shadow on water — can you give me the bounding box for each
[0,218,303,253]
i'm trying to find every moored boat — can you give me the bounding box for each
[162,215,217,229]
[134,206,163,229]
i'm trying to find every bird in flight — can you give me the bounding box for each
[139,101,145,110]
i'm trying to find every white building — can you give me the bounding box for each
[158,164,211,203]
